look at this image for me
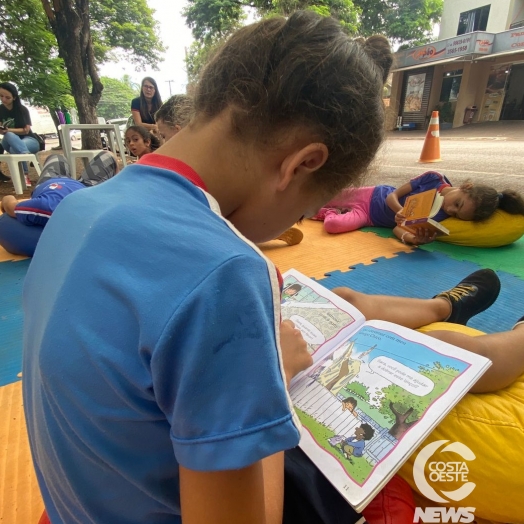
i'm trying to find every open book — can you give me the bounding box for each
[282,269,490,512]
[400,188,449,236]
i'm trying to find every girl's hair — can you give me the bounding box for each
[342,396,357,407]
[193,11,392,196]
[461,182,524,220]
[0,82,25,118]
[139,77,163,122]
[125,125,161,152]
[155,94,193,128]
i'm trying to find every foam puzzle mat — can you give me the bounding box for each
[317,249,523,334]
[1,216,521,524]
[0,259,30,387]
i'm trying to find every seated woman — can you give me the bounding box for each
[130,77,163,134]
[0,82,42,186]
[0,151,118,256]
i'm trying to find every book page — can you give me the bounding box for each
[281,269,366,366]
[290,319,490,511]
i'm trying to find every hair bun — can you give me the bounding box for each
[361,35,393,83]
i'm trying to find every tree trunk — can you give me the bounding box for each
[47,107,63,150]
[388,402,418,439]
[41,0,103,150]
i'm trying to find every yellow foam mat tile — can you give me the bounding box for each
[0,381,44,523]
[260,220,412,279]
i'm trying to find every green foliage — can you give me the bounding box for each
[0,0,72,109]
[183,0,360,81]
[0,0,164,122]
[89,0,165,69]
[96,76,139,121]
[378,362,460,425]
[353,0,443,45]
[344,381,370,402]
[183,0,245,43]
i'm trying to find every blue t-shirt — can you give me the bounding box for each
[23,156,301,524]
[369,171,452,227]
[14,177,85,226]
[344,437,366,457]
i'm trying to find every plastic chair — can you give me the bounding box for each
[58,124,126,179]
[2,153,42,194]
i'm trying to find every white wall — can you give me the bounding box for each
[439,1,512,40]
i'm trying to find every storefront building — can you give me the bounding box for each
[388,3,524,130]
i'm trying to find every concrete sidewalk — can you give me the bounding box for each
[387,120,524,141]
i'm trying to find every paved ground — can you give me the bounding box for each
[1,121,523,198]
[366,139,524,193]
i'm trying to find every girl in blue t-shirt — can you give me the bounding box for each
[313,171,524,245]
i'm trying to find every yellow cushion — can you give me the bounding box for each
[397,322,524,523]
[437,209,524,247]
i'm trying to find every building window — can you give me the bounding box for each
[457,5,490,35]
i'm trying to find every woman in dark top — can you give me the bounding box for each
[0,82,40,182]
[130,77,162,133]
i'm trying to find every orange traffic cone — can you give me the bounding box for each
[418,111,442,163]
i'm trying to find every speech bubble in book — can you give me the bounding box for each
[290,315,325,345]
[369,356,434,396]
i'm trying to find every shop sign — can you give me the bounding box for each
[395,32,493,68]
[492,28,524,53]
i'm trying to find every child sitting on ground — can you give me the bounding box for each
[154,94,193,143]
[312,171,524,245]
[125,125,161,159]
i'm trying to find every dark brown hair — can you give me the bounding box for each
[193,11,392,196]
[360,423,375,440]
[155,94,193,128]
[461,182,524,220]
[125,125,161,153]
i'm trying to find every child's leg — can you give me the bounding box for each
[323,187,375,234]
[428,324,524,393]
[332,269,500,329]
[80,151,119,187]
[35,155,71,186]
[323,187,374,209]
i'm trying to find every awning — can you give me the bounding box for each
[392,56,466,72]
[473,48,524,61]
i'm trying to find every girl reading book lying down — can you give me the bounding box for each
[311,171,524,246]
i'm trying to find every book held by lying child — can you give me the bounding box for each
[400,188,449,236]
[281,269,490,512]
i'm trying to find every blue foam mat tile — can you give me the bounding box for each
[318,250,521,334]
[0,259,30,387]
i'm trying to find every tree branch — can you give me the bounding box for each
[40,0,55,22]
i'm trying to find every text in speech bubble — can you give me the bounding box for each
[369,356,434,396]
[290,315,326,345]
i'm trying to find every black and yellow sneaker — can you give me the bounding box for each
[435,269,501,325]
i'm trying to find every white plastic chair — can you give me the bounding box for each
[2,153,42,195]
[58,124,126,179]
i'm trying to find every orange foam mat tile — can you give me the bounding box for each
[259,220,412,279]
[0,381,44,524]
[0,247,27,263]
